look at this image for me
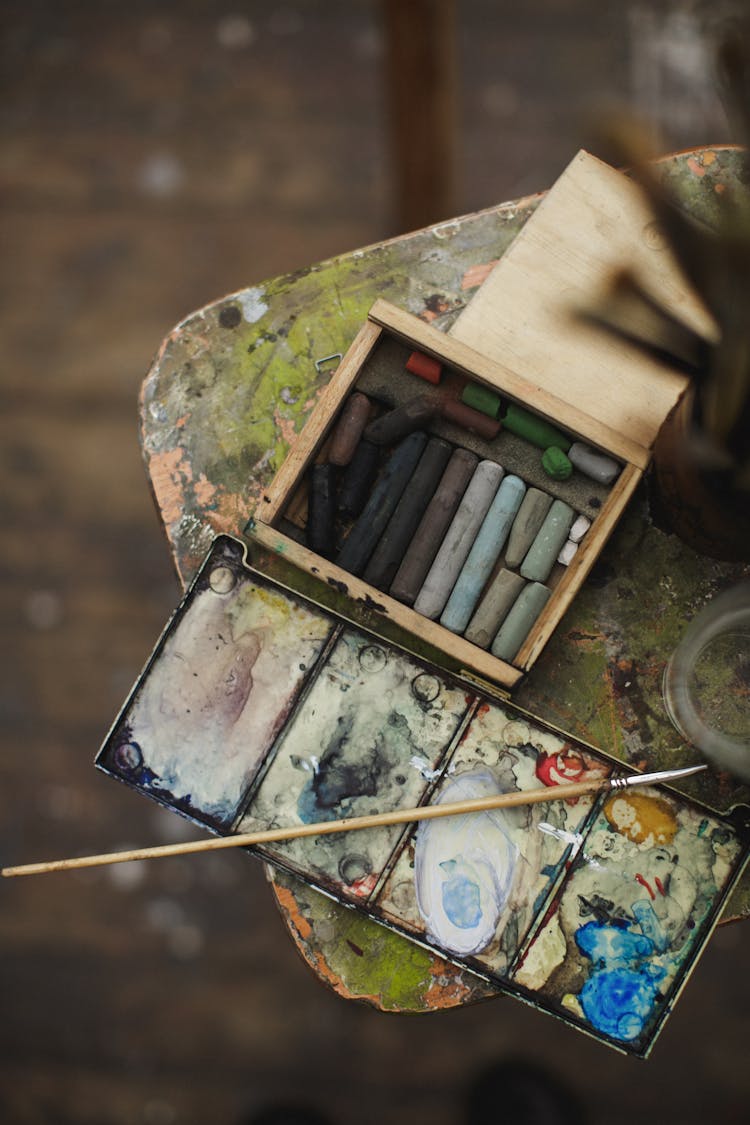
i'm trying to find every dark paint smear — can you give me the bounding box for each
[297,712,396,823]
[327,577,349,595]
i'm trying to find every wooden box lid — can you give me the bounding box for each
[449,150,718,467]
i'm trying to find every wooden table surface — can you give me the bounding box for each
[140,145,750,1012]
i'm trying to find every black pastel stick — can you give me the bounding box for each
[306,463,337,558]
[337,439,381,520]
[364,395,439,445]
[336,431,428,575]
[363,437,452,590]
[389,447,478,605]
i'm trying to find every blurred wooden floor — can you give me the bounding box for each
[1,3,748,1123]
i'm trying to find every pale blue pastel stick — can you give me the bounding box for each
[440,474,526,634]
[491,581,551,662]
[520,499,575,582]
[413,460,504,620]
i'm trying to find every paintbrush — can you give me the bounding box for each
[1,764,706,879]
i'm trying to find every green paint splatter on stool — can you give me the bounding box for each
[328,910,434,1008]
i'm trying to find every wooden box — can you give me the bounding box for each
[251,153,715,693]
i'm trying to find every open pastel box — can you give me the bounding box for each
[97,152,745,1056]
[98,535,749,1057]
[251,151,717,691]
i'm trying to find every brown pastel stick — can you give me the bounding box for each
[364,394,439,445]
[439,399,502,441]
[328,392,373,466]
[389,447,478,605]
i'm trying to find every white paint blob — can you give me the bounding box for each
[415,768,519,956]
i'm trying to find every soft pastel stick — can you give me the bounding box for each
[413,460,504,620]
[557,540,578,566]
[337,439,380,519]
[440,399,501,440]
[491,582,551,662]
[568,442,620,484]
[328,392,372,466]
[306,463,337,558]
[460,382,502,419]
[569,513,591,543]
[406,350,442,384]
[389,448,478,605]
[464,568,526,650]
[440,474,526,634]
[503,403,571,451]
[336,432,427,575]
[520,499,575,582]
[363,437,452,590]
[504,487,553,569]
[364,395,438,445]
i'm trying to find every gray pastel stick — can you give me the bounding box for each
[464,568,526,649]
[336,431,427,575]
[413,460,504,620]
[520,499,575,582]
[504,487,553,568]
[440,474,526,634]
[363,437,452,590]
[389,448,478,605]
[568,442,620,484]
[491,582,552,662]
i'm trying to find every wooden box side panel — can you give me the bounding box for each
[369,299,651,468]
[257,319,383,524]
[515,463,643,668]
[248,521,524,692]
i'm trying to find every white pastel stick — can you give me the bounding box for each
[557,540,578,566]
[569,514,591,543]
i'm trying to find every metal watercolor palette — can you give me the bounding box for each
[97,535,749,1057]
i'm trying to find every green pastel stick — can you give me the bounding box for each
[503,403,571,451]
[541,446,573,480]
[491,582,551,662]
[460,382,502,419]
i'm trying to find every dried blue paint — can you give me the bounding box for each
[576,921,667,1042]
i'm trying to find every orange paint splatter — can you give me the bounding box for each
[424,961,482,1008]
[194,474,217,506]
[273,883,313,942]
[148,447,193,526]
[461,260,499,290]
[208,489,252,535]
[273,407,299,448]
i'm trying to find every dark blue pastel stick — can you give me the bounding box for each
[336,431,428,576]
[363,437,452,590]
